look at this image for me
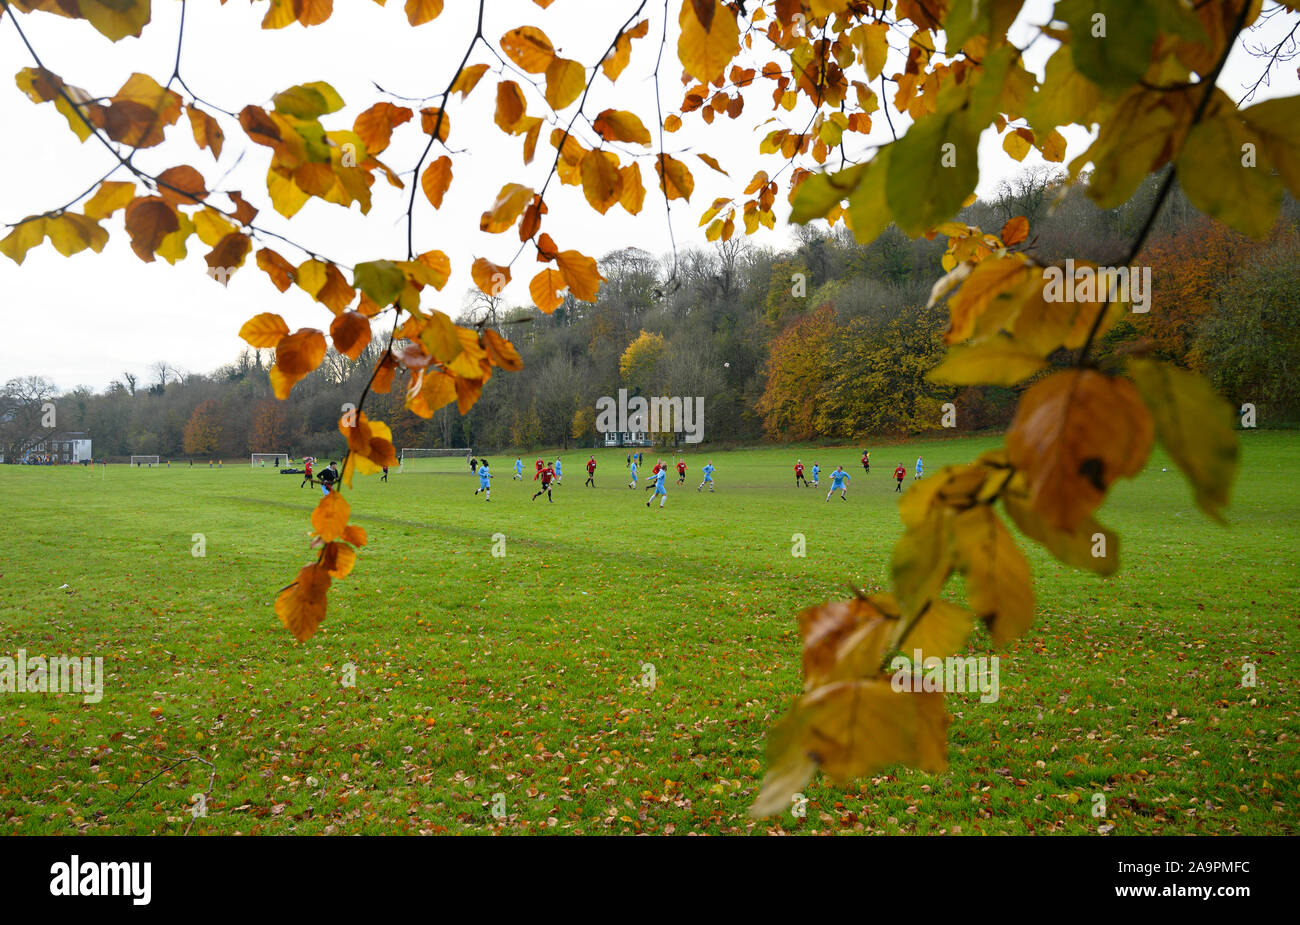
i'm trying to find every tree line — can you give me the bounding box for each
[4,168,1296,463]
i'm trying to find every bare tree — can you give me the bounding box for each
[0,376,58,463]
[120,370,137,396]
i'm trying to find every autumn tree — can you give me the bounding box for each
[4,0,1296,817]
[755,303,835,440]
[618,330,667,393]
[249,399,290,452]
[182,398,221,456]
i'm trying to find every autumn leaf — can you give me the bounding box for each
[353,260,406,307]
[321,541,357,580]
[951,505,1035,646]
[311,490,351,543]
[421,155,453,209]
[480,183,534,233]
[330,311,371,360]
[501,26,557,73]
[752,681,950,817]
[204,232,251,283]
[593,109,651,146]
[123,196,178,262]
[275,563,331,642]
[580,149,623,213]
[450,63,490,98]
[239,312,291,348]
[530,267,566,313]
[1000,216,1029,247]
[1006,369,1153,531]
[78,0,152,43]
[602,19,649,81]
[275,328,328,376]
[655,154,694,201]
[471,258,510,297]
[797,596,895,691]
[82,181,136,220]
[927,336,1047,386]
[186,105,224,160]
[544,57,586,110]
[404,0,444,26]
[1127,358,1239,523]
[256,248,296,292]
[353,102,413,155]
[483,329,523,371]
[619,163,645,214]
[678,0,739,84]
[555,250,603,301]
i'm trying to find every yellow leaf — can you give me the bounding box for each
[619,163,645,214]
[927,336,1047,386]
[480,183,534,233]
[580,149,623,213]
[404,0,444,26]
[951,506,1035,646]
[655,154,694,201]
[891,508,955,620]
[555,250,604,301]
[677,0,739,84]
[530,267,566,313]
[544,57,585,110]
[593,109,651,146]
[1127,359,1238,522]
[501,25,556,73]
[421,155,453,209]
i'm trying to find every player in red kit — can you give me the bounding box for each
[532,464,556,502]
[675,459,687,485]
[795,459,808,487]
[893,463,906,492]
[585,456,597,487]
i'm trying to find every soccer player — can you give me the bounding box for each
[675,458,686,485]
[645,462,668,510]
[645,459,664,493]
[534,457,545,479]
[915,456,924,480]
[553,457,563,484]
[628,458,639,488]
[475,460,492,500]
[469,456,478,474]
[825,465,851,502]
[531,463,556,502]
[894,463,906,491]
[514,457,523,480]
[585,455,597,487]
[697,461,715,492]
[301,456,314,488]
[862,451,870,475]
[318,461,339,497]
[811,463,820,487]
[795,459,808,487]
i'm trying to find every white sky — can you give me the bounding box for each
[0,0,1295,392]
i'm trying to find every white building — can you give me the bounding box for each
[31,431,92,463]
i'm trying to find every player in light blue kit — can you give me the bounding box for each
[811,463,820,487]
[627,459,639,488]
[513,457,523,480]
[826,465,850,502]
[553,457,563,483]
[474,460,492,500]
[697,461,716,492]
[645,463,668,509]
[915,456,924,480]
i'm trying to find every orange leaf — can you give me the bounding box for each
[484,328,524,371]
[321,541,357,579]
[256,248,296,292]
[421,155,453,209]
[330,311,371,360]
[311,490,351,543]
[186,105,225,160]
[274,562,331,642]
[405,0,444,26]
[354,101,413,155]
[276,328,327,376]
[530,267,566,313]
[1000,216,1029,247]
[451,63,490,98]
[495,80,527,133]
[580,149,623,213]
[593,109,651,146]
[655,154,695,201]
[205,232,251,284]
[555,250,603,301]
[471,258,511,297]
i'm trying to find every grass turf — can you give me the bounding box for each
[0,433,1296,834]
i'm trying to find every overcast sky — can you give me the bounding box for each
[1,1,1295,392]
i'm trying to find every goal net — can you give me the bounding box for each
[251,453,288,468]
[130,455,160,467]
[399,447,473,473]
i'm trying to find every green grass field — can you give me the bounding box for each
[1,433,1297,835]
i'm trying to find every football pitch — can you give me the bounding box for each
[0,433,1297,835]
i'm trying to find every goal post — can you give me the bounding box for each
[129,455,160,467]
[398,447,473,473]
[251,453,288,468]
